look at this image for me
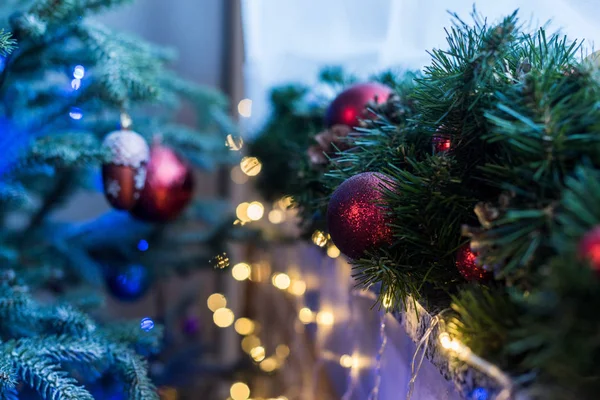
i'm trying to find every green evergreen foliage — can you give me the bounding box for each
[0,0,236,398]
[250,10,600,399]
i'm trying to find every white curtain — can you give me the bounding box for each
[241,0,599,135]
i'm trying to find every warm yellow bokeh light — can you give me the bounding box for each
[207,293,227,312]
[276,344,290,359]
[268,209,285,224]
[311,230,327,247]
[225,134,244,151]
[236,202,251,222]
[231,166,249,184]
[272,273,291,290]
[339,354,353,368]
[250,346,266,362]
[298,307,313,324]
[247,202,264,221]
[316,311,335,326]
[259,357,279,373]
[238,99,253,117]
[241,335,261,353]
[235,318,255,336]
[240,156,262,176]
[232,263,252,281]
[230,382,251,400]
[213,308,235,328]
[326,243,341,258]
[288,280,306,296]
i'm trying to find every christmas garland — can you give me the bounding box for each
[250,11,600,400]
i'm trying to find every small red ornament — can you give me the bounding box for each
[327,172,394,259]
[456,243,492,282]
[130,145,194,222]
[578,226,600,271]
[101,130,150,210]
[432,126,452,153]
[325,83,393,128]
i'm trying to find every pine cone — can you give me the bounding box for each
[366,93,410,125]
[307,124,353,166]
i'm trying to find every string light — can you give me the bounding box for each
[381,293,393,309]
[250,346,266,362]
[241,335,261,353]
[339,354,353,368]
[232,263,252,281]
[326,243,341,258]
[240,156,262,176]
[311,230,328,247]
[213,308,235,328]
[69,107,83,120]
[234,318,255,336]
[316,311,334,326]
[298,308,313,324]
[275,344,290,359]
[288,280,306,296]
[73,65,85,79]
[247,201,264,221]
[140,317,154,332]
[236,202,252,222]
[272,273,291,290]
[268,209,285,224]
[225,134,244,151]
[237,99,252,117]
[230,382,251,400]
[259,357,279,372]
[207,293,227,312]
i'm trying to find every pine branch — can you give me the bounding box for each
[0,30,16,57]
[111,346,159,400]
[4,339,93,400]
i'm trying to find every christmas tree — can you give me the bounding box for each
[251,10,600,400]
[0,0,236,399]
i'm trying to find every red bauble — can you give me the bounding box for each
[432,126,452,153]
[101,130,149,210]
[325,83,393,128]
[130,145,194,222]
[578,226,600,271]
[327,172,394,259]
[456,244,492,282]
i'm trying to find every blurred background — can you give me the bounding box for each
[54,1,600,399]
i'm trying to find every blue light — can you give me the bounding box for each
[0,56,5,73]
[71,78,81,90]
[140,317,154,332]
[73,65,85,79]
[137,239,149,252]
[69,107,83,120]
[470,387,489,400]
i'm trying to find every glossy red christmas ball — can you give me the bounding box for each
[101,130,149,210]
[327,172,394,259]
[456,243,492,282]
[130,145,194,222]
[578,226,600,271]
[325,83,393,128]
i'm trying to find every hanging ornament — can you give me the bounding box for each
[578,226,600,272]
[106,264,150,302]
[456,243,492,282]
[307,124,353,166]
[325,83,393,128]
[327,172,394,259]
[130,144,194,222]
[101,129,150,210]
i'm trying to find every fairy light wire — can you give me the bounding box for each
[367,311,388,400]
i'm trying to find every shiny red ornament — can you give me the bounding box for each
[327,172,394,259]
[578,226,600,271]
[456,243,492,282]
[130,145,194,222]
[101,130,149,210]
[325,83,393,128]
[432,134,452,153]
